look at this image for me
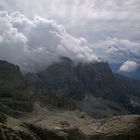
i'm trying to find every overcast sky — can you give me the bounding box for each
[0,0,140,72]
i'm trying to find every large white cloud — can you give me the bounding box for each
[0,0,139,42]
[119,60,139,72]
[0,0,140,70]
[0,11,99,73]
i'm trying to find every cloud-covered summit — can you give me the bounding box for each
[0,11,99,73]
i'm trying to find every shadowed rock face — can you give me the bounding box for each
[25,57,140,118]
[0,60,34,115]
[0,112,6,123]
[0,60,24,85]
[25,58,114,101]
[0,123,38,140]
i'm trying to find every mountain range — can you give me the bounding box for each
[24,57,140,118]
[0,58,140,140]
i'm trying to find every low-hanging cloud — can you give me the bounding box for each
[0,11,99,73]
[119,60,139,72]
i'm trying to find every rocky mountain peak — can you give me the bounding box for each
[0,60,24,88]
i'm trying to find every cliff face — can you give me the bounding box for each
[0,60,34,116]
[26,58,114,101]
[0,60,24,88]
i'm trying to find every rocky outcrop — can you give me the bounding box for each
[25,123,85,140]
[0,112,7,123]
[0,123,38,140]
[0,60,34,116]
[0,103,9,123]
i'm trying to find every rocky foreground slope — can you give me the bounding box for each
[1,105,140,140]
